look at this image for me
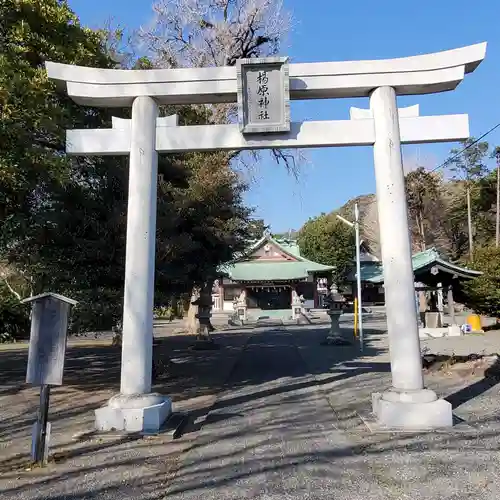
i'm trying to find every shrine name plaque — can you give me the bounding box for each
[236,57,290,134]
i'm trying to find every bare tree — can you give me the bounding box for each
[0,263,22,300]
[142,0,291,68]
[139,0,301,337]
[139,0,302,173]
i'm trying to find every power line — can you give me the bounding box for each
[335,122,500,236]
[429,122,500,174]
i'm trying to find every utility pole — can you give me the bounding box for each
[336,206,364,352]
[458,149,474,262]
[496,150,500,247]
[464,151,474,262]
[467,183,474,261]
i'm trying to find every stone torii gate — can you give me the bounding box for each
[46,42,486,433]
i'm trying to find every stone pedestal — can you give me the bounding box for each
[194,310,219,349]
[95,394,172,433]
[323,308,351,346]
[425,311,443,328]
[192,293,218,349]
[236,302,247,323]
[448,324,462,336]
[291,294,303,321]
[372,390,452,430]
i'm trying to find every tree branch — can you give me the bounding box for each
[1,277,22,300]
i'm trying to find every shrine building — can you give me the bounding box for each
[211,233,333,314]
[364,247,481,304]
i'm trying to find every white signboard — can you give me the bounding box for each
[236,57,290,134]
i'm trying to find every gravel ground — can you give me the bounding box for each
[1,316,499,499]
[297,319,500,499]
[163,319,500,499]
[0,329,252,499]
[421,330,500,356]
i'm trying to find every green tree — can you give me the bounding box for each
[0,0,127,330]
[0,0,253,335]
[441,187,470,261]
[470,168,498,248]
[462,246,500,318]
[446,138,490,261]
[246,219,270,240]
[298,214,355,286]
[467,146,500,249]
[155,150,251,296]
[405,167,441,251]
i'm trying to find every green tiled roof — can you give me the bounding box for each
[277,241,302,258]
[347,263,383,282]
[224,260,333,282]
[219,234,333,281]
[365,247,481,284]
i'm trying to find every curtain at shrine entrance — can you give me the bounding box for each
[246,286,292,310]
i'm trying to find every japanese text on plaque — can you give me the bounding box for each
[256,70,270,120]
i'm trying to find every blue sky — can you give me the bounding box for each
[69,0,500,232]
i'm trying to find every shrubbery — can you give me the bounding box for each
[0,285,29,342]
[68,289,124,335]
[463,246,500,318]
[153,298,185,321]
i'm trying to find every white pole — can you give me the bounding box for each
[354,203,364,352]
[120,96,159,395]
[370,86,424,392]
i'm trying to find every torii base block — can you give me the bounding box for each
[95,394,172,433]
[371,390,453,431]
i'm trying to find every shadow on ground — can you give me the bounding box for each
[1,324,499,499]
[0,329,251,456]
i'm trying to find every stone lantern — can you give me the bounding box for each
[291,290,303,321]
[192,289,217,349]
[234,289,247,324]
[322,288,350,346]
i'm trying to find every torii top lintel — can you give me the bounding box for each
[46,43,486,108]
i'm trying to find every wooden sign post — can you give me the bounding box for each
[21,292,77,465]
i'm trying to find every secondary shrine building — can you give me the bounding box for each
[211,234,333,313]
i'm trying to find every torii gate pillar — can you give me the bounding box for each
[370,87,450,427]
[97,96,173,433]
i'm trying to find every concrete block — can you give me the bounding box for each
[425,312,443,328]
[359,410,472,434]
[372,392,382,415]
[447,325,462,337]
[95,398,172,433]
[374,397,453,430]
